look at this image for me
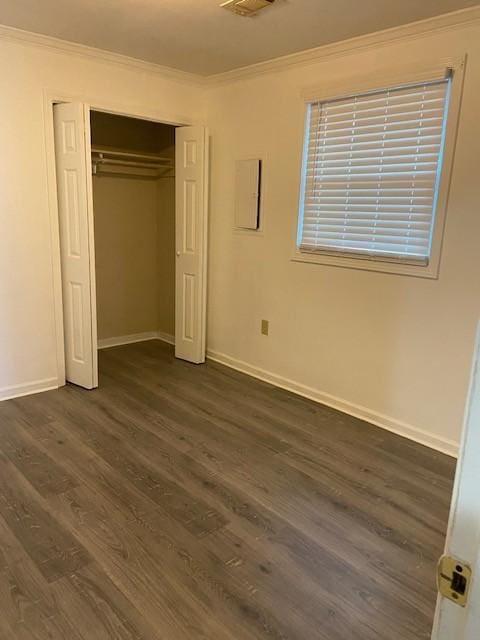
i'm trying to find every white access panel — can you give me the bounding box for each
[234,159,261,230]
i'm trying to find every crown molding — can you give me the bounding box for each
[0,23,205,87]
[206,5,480,86]
[1,5,480,88]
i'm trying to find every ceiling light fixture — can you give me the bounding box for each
[220,0,275,18]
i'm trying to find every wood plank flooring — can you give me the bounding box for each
[0,340,456,639]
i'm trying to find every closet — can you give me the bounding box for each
[90,111,176,348]
[53,102,207,388]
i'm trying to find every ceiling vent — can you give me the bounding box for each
[220,0,275,17]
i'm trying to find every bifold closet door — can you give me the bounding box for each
[53,102,98,389]
[175,126,208,363]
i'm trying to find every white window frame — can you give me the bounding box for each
[292,58,465,279]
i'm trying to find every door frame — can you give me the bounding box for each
[44,89,199,386]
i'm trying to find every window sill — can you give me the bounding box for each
[291,248,440,279]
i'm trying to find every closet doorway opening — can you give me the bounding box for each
[51,102,209,390]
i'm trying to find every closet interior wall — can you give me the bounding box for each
[90,111,176,344]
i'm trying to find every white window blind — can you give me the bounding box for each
[298,78,450,264]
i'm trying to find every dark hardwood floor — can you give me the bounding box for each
[0,340,456,639]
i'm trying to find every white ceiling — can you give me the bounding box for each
[0,0,478,75]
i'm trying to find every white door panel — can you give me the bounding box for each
[175,126,208,363]
[53,103,98,389]
[432,325,480,639]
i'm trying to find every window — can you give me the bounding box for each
[297,76,452,272]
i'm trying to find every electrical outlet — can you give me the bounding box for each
[261,319,269,336]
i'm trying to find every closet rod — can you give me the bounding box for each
[93,157,171,169]
[91,147,173,163]
[93,170,165,181]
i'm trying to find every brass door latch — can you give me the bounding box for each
[437,555,472,607]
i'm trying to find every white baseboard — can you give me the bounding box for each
[0,329,176,401]
[98,330,175,349]
[2,341,457,457]
[156,330,175,346]
[206,349,459,458]
[98,331,159,349]
[0,377,60,402]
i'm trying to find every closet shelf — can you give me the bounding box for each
[91,146,174,179]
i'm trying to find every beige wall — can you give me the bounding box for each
[205,24,480,455]
[94,177,155,339]
[157,175,176,336]
[93,175,175,341]
[0,34,201,399]
[156,142,176,337]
